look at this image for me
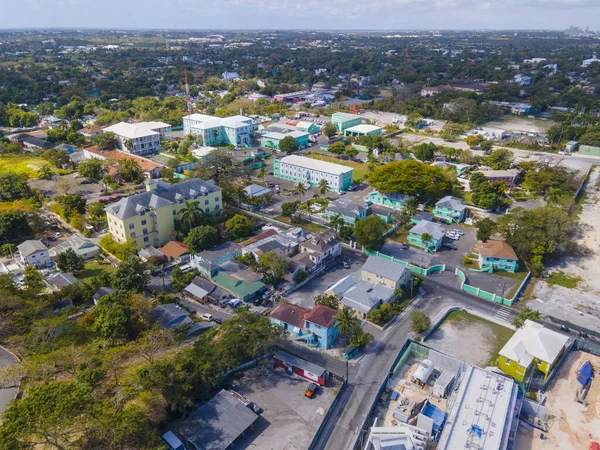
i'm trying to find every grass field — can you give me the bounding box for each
[305,153,368,181]
[0,154,67,177]
[76,260,117,283]
[274,215,328,233]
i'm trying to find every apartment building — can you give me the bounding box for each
[103,121,171,156]
[274,155,353,193]
[182,113,254,147]
[105,178,222,249]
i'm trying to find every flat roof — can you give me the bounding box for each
[273,350,326,376]
[345,124,382,133]
[332,112,362,121]
[278,155,353,176]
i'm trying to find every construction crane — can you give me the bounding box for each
[184,68,193,114]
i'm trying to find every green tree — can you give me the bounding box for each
[92,132,117,150]
[410,310,431,333]
[0,381,92,449]
[279,136,299,154]
[354,215,389,251]
[420,232,433,250]
[323,122,338,139]
[334,306,360,345]
[512,307,541,328]
[479,140,494,155]
[486,149,514,170]
[226,214,254,239]
[37,164,54,180]
[184,225,220,253]
[295,182,307,203]
[328,213,345,232]
[119,159,143,183]
[176,200,200,234]
[77,159,103,180]
[259,250,286,284]
[111,256,150,293]
[93,296,131,343]
[42,148,70,167]
[413,142,436,162]
[328,141,346,157]
[55,194,87,221]
[23,265,44,291]
[403,197,419,218]
[545,187,563,205]
[86,201,106,226]
[0,174,33,201]
[314,293,340,310]
[281,201,300,217]
[56,248,85,274]
[476,218,496,242]
[0,211,33,242]
[318,179,329,196]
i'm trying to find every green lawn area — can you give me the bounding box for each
[0,154,68,177]
[305,153,368,181]
[388,227,410,243]
[76,261,117,283]
[493,269,528,282]
[546,270,582,289]
[274,215,327,233]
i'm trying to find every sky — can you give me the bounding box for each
[0,0,599,30]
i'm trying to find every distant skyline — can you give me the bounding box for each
[0,0,598,31]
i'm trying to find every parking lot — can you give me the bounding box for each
[232,367,337,450]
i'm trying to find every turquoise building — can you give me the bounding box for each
[343,124,383,137]
[331,112,363,132]
[325,198,367,225]
[260,124,310,150]
[366,190,409,211]
[478,240,520,273]
[274,155,353,193]
[408,220,445,253]
[433,196,467,223]
[304,305,339,350]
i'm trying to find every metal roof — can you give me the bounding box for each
[278,155,353,175]
[273,350,327,376]
[17,240,48,257]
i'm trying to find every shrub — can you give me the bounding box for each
[410,311,431,334]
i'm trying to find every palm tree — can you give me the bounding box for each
[421,232,433,251]
[318,179,329,196]
[295,182,307,203]
[334,306,359,346]
[177,200,199,233]
[258,166,267,183]
[545,188,562,205]
[329,213,344,232]
[403,197,419,218]
[123,138,133,151]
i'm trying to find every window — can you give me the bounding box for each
[130,232,135,237]
[205,199,209,205]
[505,358,511,365]
[205,207,210,213]
[143,236,149,243]
[143,228,148,235]
[140,210,145,216]
[141,219,147,226]
[173,210,177,215]
[129,223,134,230]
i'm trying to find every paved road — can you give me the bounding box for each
[0,346,18,416]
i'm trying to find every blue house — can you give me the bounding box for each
[270,303,310,337]
[304,305,339,349]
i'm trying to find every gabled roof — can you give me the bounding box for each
[50,235,99,256]
[300,230,340,254]
[479,240,518,261]
[158,241,189,259]
[238,228,278,247]
[185,276,217,299]
[326,198,366,218]
[304,305,338,328]
[243,183,271,197]
[93,286,114,302]
[103,121,169,139]
[409,220,445,240]
[499,320,569,366]
[150,303,191,329]
[195,241,241,262]
[270,303,309,329]
[17,240,48,257]
[46,273,81,290]
[362,255,408,283]
[435,195,466,212]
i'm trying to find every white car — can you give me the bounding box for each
[200,313,213,321]
[446,233,459,240]
[451,229,465,236]
[343,261,350,269]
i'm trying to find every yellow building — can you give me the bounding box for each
[105,178,222,249]
[498,320,569,383]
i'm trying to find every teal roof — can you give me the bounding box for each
[211,271,264,299]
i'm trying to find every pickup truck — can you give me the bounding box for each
[305,383,318,398]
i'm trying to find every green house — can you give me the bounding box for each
[433,195,467,223]
[408,220,445,253]
[296,121,320,135]
[366,190,409,211]
[478,240,519,273]
[325,198,367,225]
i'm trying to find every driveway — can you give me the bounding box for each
[381,241,432,267]
[430,224,478,269]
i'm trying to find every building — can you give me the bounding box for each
[150,303,194,330]
[361,256,411,290]
[295,121,320,134]
[408,220,445,252]
[582,53,600,68]
[476,169,521,188]
[17,240,52,268]
[14,134,54,152]
[514,74,532,86]
[260,124,309,150]
[565,140,579,152]
[103,121,171,156]
[222,71,240,81]
[191,242,242,275]
[105,178,222,249]
[273,351,328,385]
[184,276,221,303]
[498,320,569,383]
[243,234,299,260]
[298,229,342,267]
[46,272,81,291]
[343,124,383,137]
[433,196,467,223]
[421,85,450,96]
[488,101,532,115]
[183,113,254,147]
[478,240,519,273]
[365,420,430,450]
[179,390,258,450]
[303,305,339,349]
[49,235,101,260]
[190,146,217,160]
[366,190,409,211]
[325,198,367,225]
[82,147,164,179]
[243,183,271,198]
[158,241,190,262]
[270,303,310,337]
[274,155,353,193]
[247,92,270,102]
[78,125,103,138]
[92,286,114,305]
[331,112,363,131]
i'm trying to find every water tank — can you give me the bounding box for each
[413,359,434,384]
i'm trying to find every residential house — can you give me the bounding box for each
[369,204,393,223]
[243,184,271,198]
[150,303,193,329]
[366,190,409,211]
[139,245,166,263]
[103,121,171,156]
[46,273,81,291]
[14,134,54,152]
[421,85,450,96]
[79,125,103,138]
[17,240,52,268]
[498,320,569,383]
[260,124,310,150]
[325,198,367,226]
[274,155,353,193]
[49,235,101,260]
[158,241,190,262]
[184,276,217,302]
[361,256,411,290]
[298,230,342,267]
[408,220,445,252]
[238,228,278,247]
[303,305,339,349]
[433,196,467,223]
[183,113,254,147]
[92,286,114,305]
[410,211,433,225]
[478,240,519,273]
[82,147,164,179]
[476,169,521,188]
[270,303,310,337]
[222,71,240,81]
[295,121,320,134]
[105,178,222,249]
[190,242,242,277]
[242,234,299,260]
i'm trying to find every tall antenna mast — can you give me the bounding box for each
[184,68,193,114]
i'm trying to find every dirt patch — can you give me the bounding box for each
[517,351,600,450]
[484,116,556,134]
[425,310,513,367]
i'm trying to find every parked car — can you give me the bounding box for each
[249,402,263,414]
[80,180,92,185]
[54,232,62,238]
[213,317,225,325]
[48,236,57,241]
[339,190,346,195]
[444,243,458,250]
[228,299,243,309]
[253,298,263,306]
[342,261,350,269]
[445,233,459,240]
[305,383,318,398]
[347,185,356,191]
[200,313,213,321]
[401,242,409,250]
[451,229,465,236]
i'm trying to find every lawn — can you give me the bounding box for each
[493,269,529,282]
[388,227,410,244]
[305,153,368,181]
[546,270,582,289]
[0,154,69,177]
[274,215,328,233]
[76,260,117,283]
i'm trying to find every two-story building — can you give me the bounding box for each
[325,198,367,226]
[366,190,410,211]
[408,220,445,253]
[361,256,412,291]
[498,320,569,383]
[475,169,521,188]
[105,178,222,249]
[17,240,52,268]
[182,113,254,147]
[274,155,353,193]
[331,112,363,132]
[304,305,339,350]
[269,303,310,338]
[433,196,467,223]
[260,124,310,150]
[103,121,171,156]
[298,230,342,267]
[478,240,520,273]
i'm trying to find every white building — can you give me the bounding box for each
[17,240,52,268]
[222,71,240,81]
[182,114,254,147]
[273,155,353,193]
[103,121,171,156]
[365,420,430,450]
[582,54,600,68]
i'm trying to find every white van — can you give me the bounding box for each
[229,299,243,309]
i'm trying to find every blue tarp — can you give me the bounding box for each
[422,401,446,433]
[577,360,593,387]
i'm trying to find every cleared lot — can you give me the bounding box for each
[483,115,556,134]
[233,367,337,450]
